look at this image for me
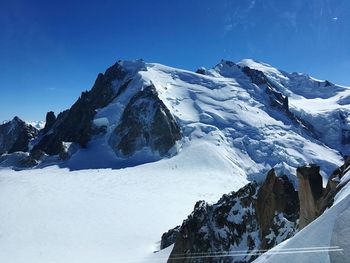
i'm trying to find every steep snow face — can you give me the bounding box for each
[238,59,350,155]
[137,62,342,183]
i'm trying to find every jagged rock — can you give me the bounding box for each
[196,67,207,75]
[241,66,315,135]
[241,66,288,112]
[265,86,289,112]
[321,157,350,212]
[297,165,324,229]
[0,117,38,155]
[42,111,56,133]
[32,61,136,157]
[296,159,350,230]
[166,172,298,263]
[109,85,181,157]
[324,80,333,87]
[241,66,269,86]
[161,226,181,250]
[256,170,299,249]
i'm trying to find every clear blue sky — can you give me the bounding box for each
[1,0,349,122]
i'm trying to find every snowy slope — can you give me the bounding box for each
[141,62,343,183]
[238,59,350,155]
[0,144,246,263]
[253,169,350,263]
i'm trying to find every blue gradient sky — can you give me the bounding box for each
[1,0,350,122]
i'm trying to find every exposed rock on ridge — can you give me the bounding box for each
[109,84,181,157]
[31,61,144,157]
[298,158,350,229]
[296,165,323,229]
[256,169,299,249]
[240,65,314,133]
[0,117,38,155]
[165,169,299,263]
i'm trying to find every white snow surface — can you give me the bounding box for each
[0,142,245,263]
[27,120,45,130]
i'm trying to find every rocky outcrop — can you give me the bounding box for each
[109,85,181,157]
[161,226,181,250]
[31,61,140,158]
[42,111,56,134]
[256,170,299,249]
[339,111,350,145]
[166,170,298,263]
[241,66,290,113]
[0,117,38,155]
[241,66,268,86]
[196,67,207,75]
[296,158,350,230]
[296,165,324,229]
[241,66,314,133]
[164,160,350,262]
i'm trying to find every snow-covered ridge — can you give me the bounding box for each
[237,59,350,155]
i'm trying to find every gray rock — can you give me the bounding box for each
[0,117,38,155]
[241,65,315,134]
[42,111,56,134]
[109,84,181,157]
[161,226,181,250]
[32,61,135,157]
[166,171,298,263]
[297,165,323,229]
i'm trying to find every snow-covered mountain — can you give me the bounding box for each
[1,59,348,181]
[0,59,349,263]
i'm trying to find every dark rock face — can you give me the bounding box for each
[256,170,299,249]
[241,66,269,86]
[166,171,298,263]
[109,85,181,157]
[32,61,135,157]
[342,129,350,144]
[339,111,350,145]
[42,111,56,134]
[161,226,181,250]
[0,117,38,155]
[242,66,291,114]
[196,67,207,75]
[321,157,350,212]
[297,165,324,229]
[297,159,350,230]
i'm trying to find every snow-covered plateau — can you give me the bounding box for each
[0,59,349,262]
